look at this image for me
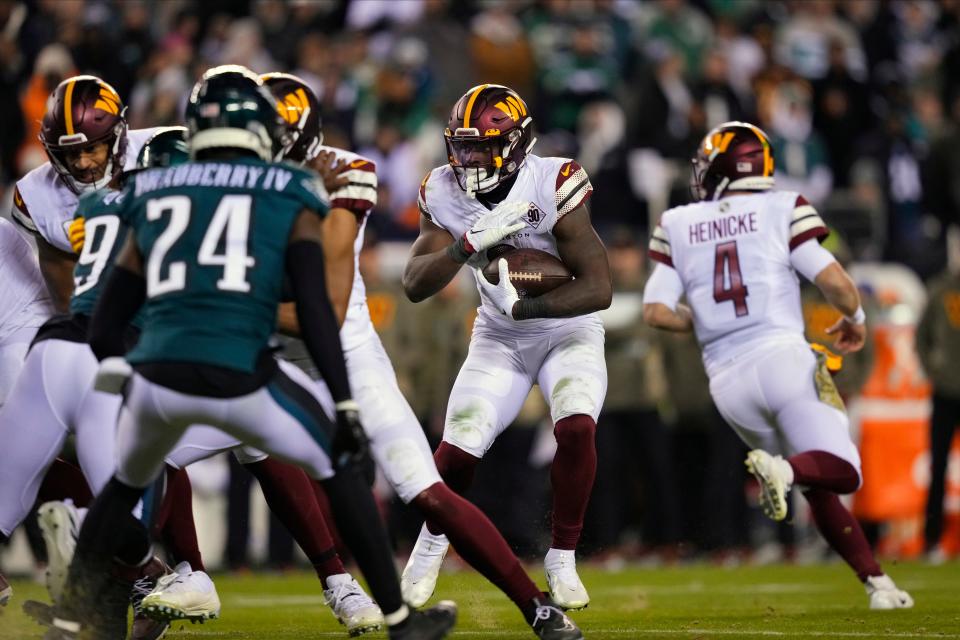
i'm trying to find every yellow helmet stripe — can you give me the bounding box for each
[64,79,76,135]
[463,84,489,129]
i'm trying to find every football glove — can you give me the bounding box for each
[450,201,529,263]
[68,218,86,254]
[332,399,370,470]
[477,258,520,320]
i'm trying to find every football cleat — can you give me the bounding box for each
[0,571,11,606]
[865,575,914,610]
[323,573,383,636]
[544,549,589,611]
[745,449,793,522]
[401,527,450,608]
[140,561,221,623]
[131,557,172,640]
[37,500,84,604]
[388,601,457,640]
[530,595,584,640]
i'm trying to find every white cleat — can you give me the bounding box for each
[745,449,793,522]
[865,575,914,610]
[140,561,221,623]
[400,525,449,608]
[37,500,84,604]
[544,548,590,611]
[324,573,383,637]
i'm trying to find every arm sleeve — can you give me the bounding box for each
[417,171,432,220]
[330,159,377,221]
[88,265,146,361]
[789,238,837,282]
[648,223,673,266]
[10,185,39,235]
[285,239,352,403]
[788,195,829,249]
[555,160,593,219]
[642,263,685,310]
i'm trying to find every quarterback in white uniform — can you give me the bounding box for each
[642,121,913,610]
[402,84,611,612]
[164,74,584,640]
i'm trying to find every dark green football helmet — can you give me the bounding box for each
[137,126,189,169]
[185,64,283,161]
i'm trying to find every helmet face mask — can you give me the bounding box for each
[445,84,535,197]
[40,75,128,194]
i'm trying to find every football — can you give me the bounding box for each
[482,246,573,298]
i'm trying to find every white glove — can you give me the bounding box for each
[93,357,133,395]
[477,258,520,319]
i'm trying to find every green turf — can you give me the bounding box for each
[1,561,956,639]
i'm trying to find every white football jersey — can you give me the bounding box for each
[318,145,379,350]
[649,190,828,375]
[11,127,159,253]
[419,154,595,334]
[0,218,53,337]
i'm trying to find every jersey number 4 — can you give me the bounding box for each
[146,194,255,296]
[713,240,749,317]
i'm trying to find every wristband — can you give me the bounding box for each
[512,297,547,321]
[845,306,866,325]
[445,235,472,264]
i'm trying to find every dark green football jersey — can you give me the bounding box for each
[71,188,136,320]
[122,157,328,373]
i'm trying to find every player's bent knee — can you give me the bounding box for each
[554,414,596,445]
[550,375,602,422]
[433,442,480,494]
[444,396,499,456]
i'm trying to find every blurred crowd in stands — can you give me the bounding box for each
[1,0,959,569]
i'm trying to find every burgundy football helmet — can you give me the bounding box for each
[39,75,128,194]
[261,72,322,163]
[690,121,775,201]
[444,84,536,196]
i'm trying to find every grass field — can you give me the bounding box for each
[1,561,957,639]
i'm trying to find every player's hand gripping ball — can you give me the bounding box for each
[481,246,573,298]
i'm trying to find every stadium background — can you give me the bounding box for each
[0,0,958,575]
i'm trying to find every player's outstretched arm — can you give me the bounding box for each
[814,262,866,353]
[512,204,612,320]
[88,233,145,361]
[285,208,353,403]
[276,206,360,334]
[643,302,694,333]
[37,235,78,313]
[402,213,461,303]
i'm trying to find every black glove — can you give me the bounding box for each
[331,400,370,471]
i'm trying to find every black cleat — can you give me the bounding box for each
[388,601,457,640]
[530,596,584,640]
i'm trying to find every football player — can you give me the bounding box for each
[0,127,217,640]
[48,66,456,640]
[159,73,586,640]
[0,217,55,606]
[642,121,913,610]
[11,75,157,312]
[402,84,612,611]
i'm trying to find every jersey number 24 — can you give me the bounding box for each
[146,194,255,296]
[713,240,749,317]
